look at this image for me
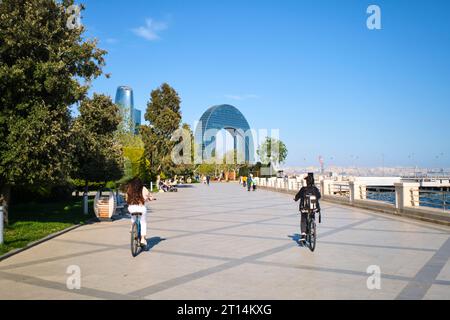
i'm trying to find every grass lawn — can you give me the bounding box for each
[0,197,95,256]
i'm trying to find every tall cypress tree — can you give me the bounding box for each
[141,83,182,176]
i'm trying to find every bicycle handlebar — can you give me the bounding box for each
[300,208,321,214]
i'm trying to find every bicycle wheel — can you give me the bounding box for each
[300,215,306,245]
[131,222,140,257]
[308,219,317,252]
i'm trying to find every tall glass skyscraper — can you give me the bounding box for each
[133,109,142,134]
[115,86,135,132]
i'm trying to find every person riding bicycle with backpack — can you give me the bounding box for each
[294,173,321,242]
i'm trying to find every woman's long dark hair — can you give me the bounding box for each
[127,178,145,205]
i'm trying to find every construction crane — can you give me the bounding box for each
[319,155,324,174]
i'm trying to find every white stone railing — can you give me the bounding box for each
[254,177,449,224]
[254,177,423,211]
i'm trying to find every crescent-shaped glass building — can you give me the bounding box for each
[195,104,255,164]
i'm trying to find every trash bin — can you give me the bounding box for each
[94,189,116,221]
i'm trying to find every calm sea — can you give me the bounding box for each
[367,189,449,211]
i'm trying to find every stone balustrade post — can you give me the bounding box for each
[395,182,420,210]
[321,180,332,196]
[360,184,367,200]
[350,182,367,202]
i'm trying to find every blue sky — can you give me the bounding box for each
[80,0,450,168]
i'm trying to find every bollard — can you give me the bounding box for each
[150,181,153,192]
[83,193,89,215]
[0,206,3,245]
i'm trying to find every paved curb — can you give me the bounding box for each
[0,218,98,262]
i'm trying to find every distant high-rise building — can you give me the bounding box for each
[133,109,142,134]
[115,86,135,132]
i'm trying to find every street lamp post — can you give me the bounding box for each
[436,152,445,175]
[408,153,416,177]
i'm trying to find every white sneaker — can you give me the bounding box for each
[140,237,147,246]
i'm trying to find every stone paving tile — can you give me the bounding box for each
[80,250,227,296]
[258,242,434,279]
[424,284,450,300]
[0,237,108,272]
[145,218,238,233]
[164,233,285,260]
[436,260,450,282]
[352,219,449,234]
[321,228,448,251]
[212,222,302,240]
[146,262,388,300]
[0,278,99,300]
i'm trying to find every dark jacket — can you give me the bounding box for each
[294,185,321,211]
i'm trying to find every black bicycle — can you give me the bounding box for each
[301,195,322,252]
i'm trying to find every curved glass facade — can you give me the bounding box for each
[195,104,255,163]
[115,86,135,132]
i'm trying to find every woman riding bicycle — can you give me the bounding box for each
[294,173,321,242]
[127,178,149,246]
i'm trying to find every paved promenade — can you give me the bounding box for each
[1,183,449,300]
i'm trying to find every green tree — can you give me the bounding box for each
[141,83,182,177]
[257,137,288,175]
[197,163,217,177]
[70,94,124,192]
[218,150,247,178]
[172,123,195,177]
[117,131,145,150]
[115,131,151,183]
[0,0,107,224]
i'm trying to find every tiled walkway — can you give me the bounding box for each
[1,183,449,299]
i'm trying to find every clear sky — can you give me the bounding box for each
[80,0,450,168]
